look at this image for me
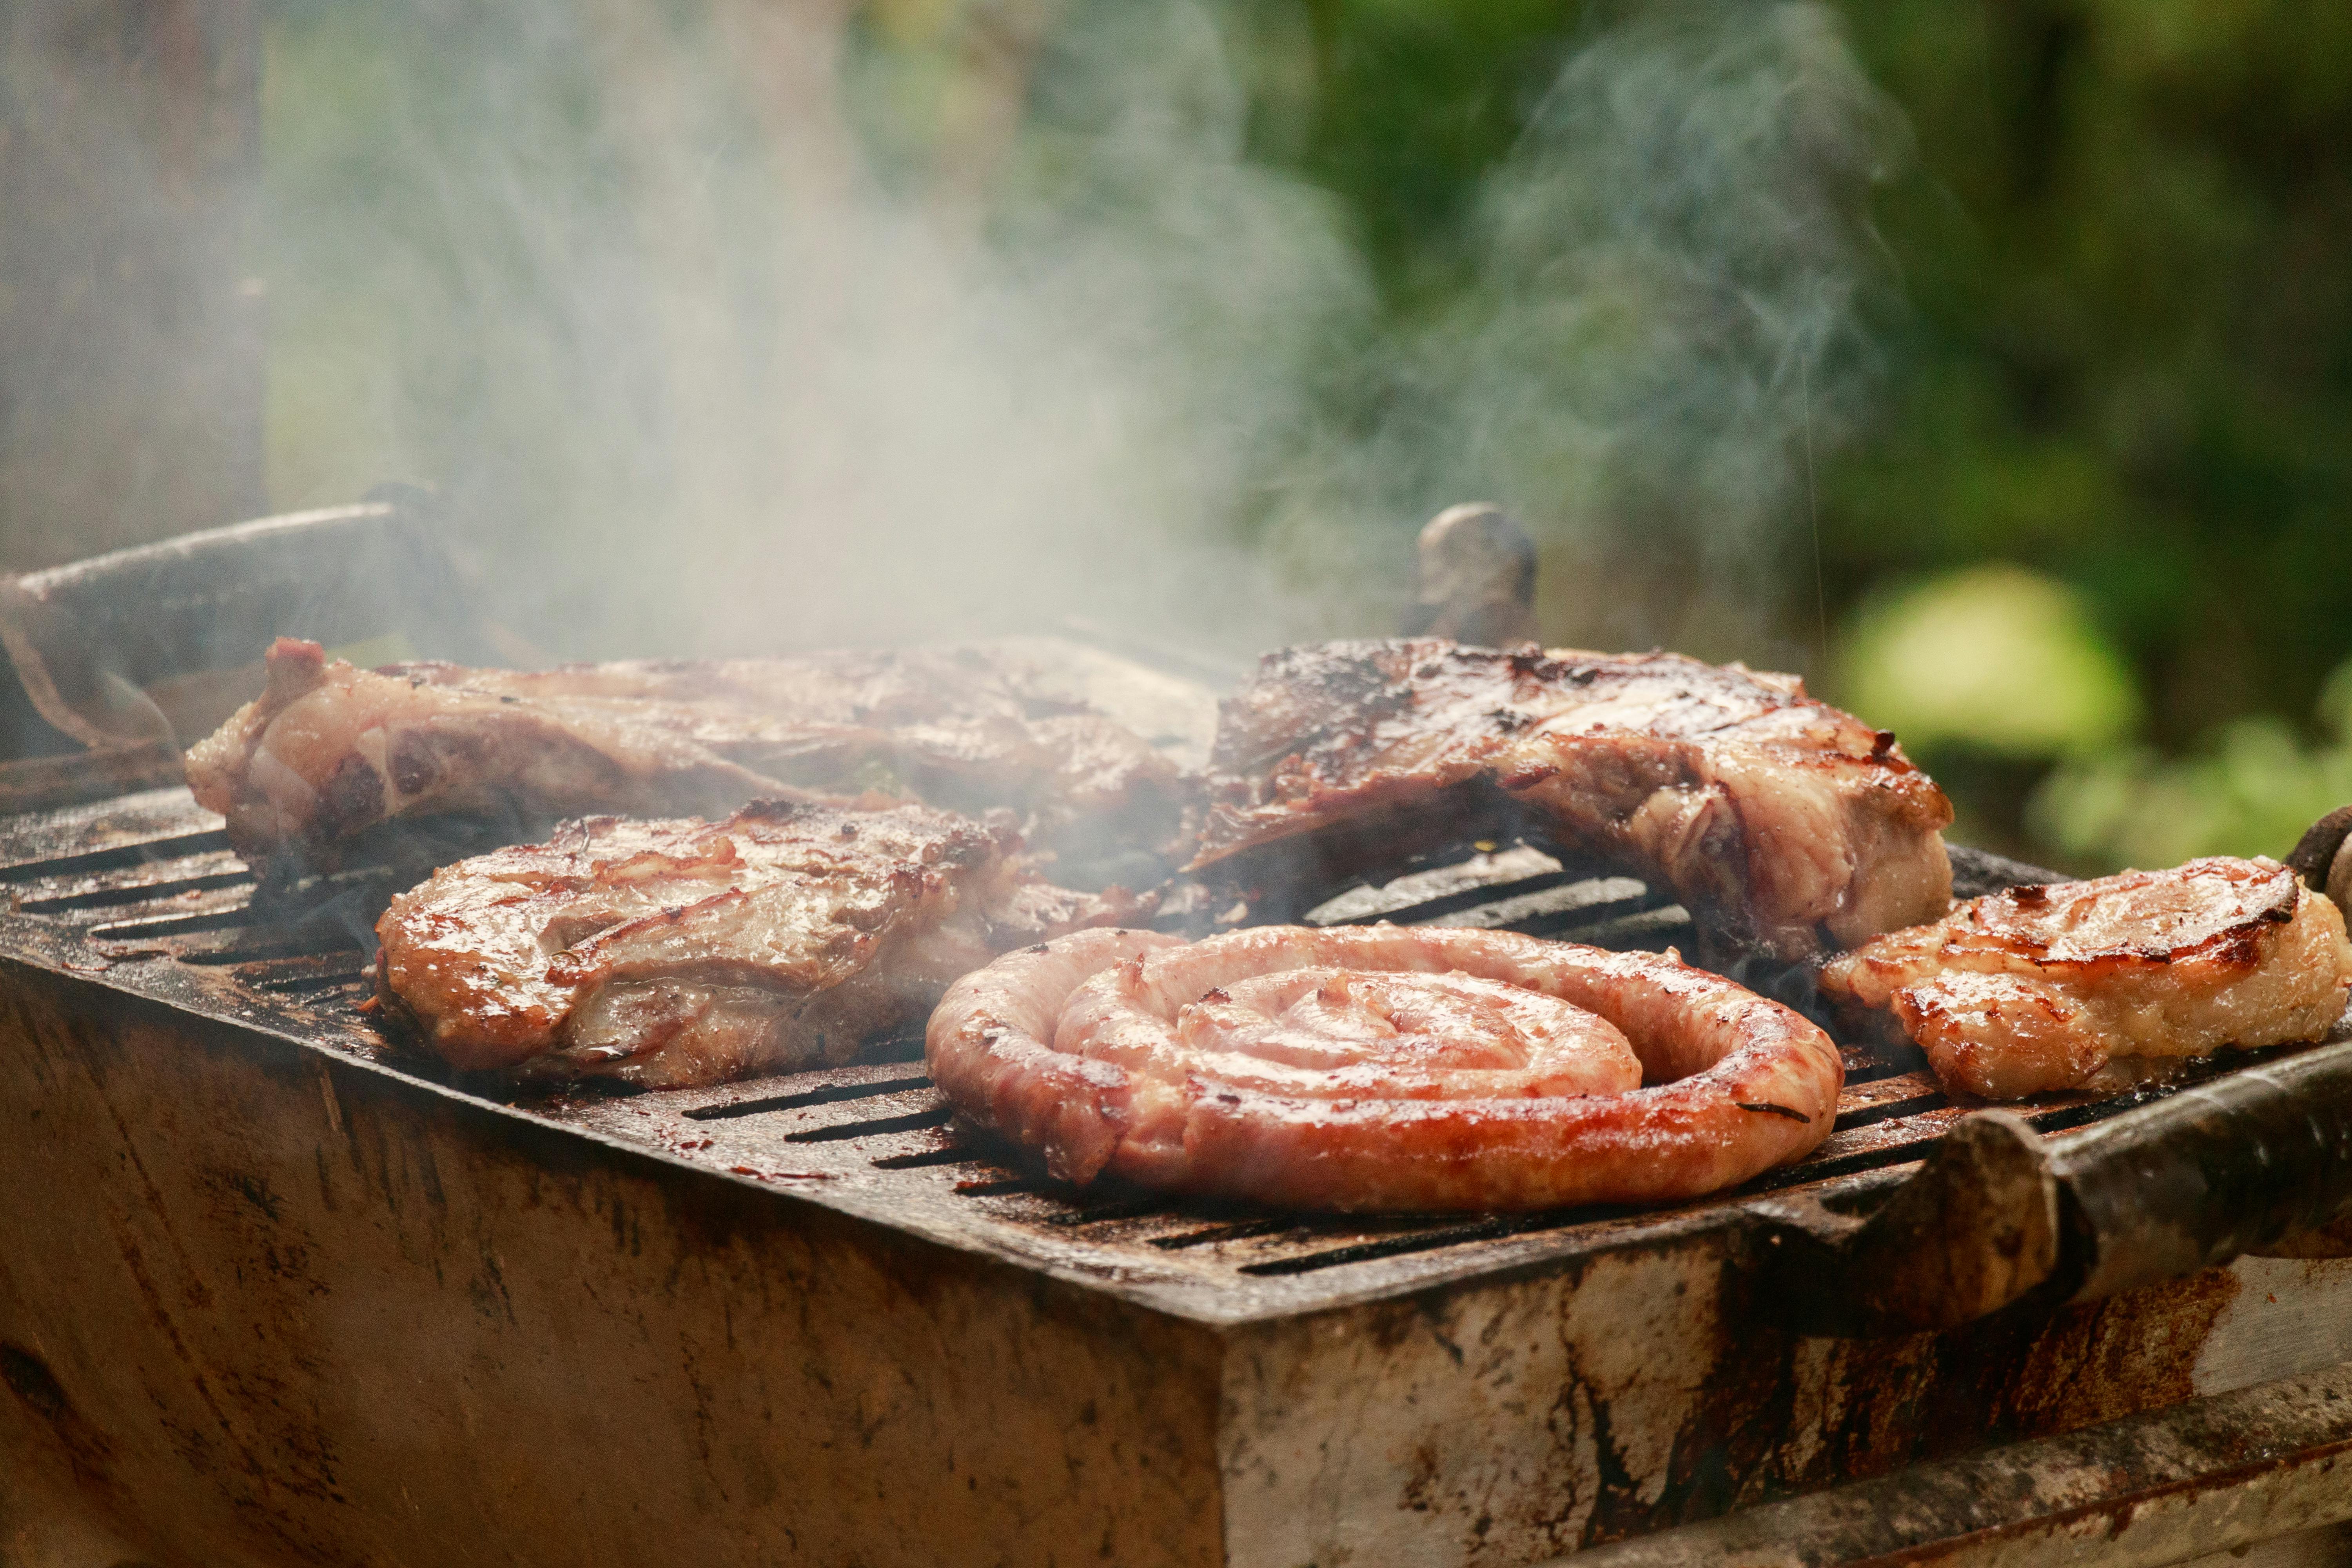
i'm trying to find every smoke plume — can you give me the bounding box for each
[257,0,1903,671]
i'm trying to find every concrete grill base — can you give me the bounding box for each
[6,954,2352,1565]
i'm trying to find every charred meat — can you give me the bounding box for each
[927,923,1840,1211]
[187,637,1188,883]
[375,799,1147,1086]
[1817,857,2352,1099]
[1191,639,1953,959]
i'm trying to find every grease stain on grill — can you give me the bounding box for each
[0,1341,112,1480]
[954,1176,1052,1198]
[1831,1091,1949,1132]
[15,862,254,912]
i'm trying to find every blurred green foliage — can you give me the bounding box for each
[2033,659,2352,870]
[1819,1,2352,864]
[1201,0,2352,866]
[1842,564,2141,757]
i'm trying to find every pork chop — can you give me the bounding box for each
[375,799,1148,1086]
[1816,856,2352,1099]
[1191,639,1953,959]
[187,637,1188,884]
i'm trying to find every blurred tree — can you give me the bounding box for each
[1823,1,2352,776]
[1192,0,2352,863]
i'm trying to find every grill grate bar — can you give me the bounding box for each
[2028,1101,2122,1134]
[1328,871,1641,931]
[955,1176,1054,1198]
[250,967,374,995]
[1302,846,1571,926]
[2026,1086,2198,1134]
[0,828,232,884]
[1045,1196,1167,1228]
[1419,877,1656,933]
[1752,1141,1938,1191]
[688,1075,934,1122]
[782,1105,953,1143]
[1842,1058,1928,1085]
[1546,905,1693,948]
[180,937,369,966]
[1831,1092,1950,1133]
[16,864,254,912]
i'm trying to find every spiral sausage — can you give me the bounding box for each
[926,925,1841,1212]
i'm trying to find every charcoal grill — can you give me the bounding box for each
[4,505,2352,1568]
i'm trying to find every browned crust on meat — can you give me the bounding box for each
[188,637,1187,877]
[1818,857,2352,1099]
[373,799,1148,1087]
[1189,639,1952,958]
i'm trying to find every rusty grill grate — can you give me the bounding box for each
[0,783,2280,1316]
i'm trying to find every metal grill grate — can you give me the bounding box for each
[0,783,2285,1312]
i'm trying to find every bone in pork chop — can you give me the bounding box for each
[375,799,1148,1086]
[186,637,1187,883]
[1191,639,1954,960]
[1817,857,2352,1100]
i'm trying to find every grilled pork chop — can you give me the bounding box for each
[1192,639,1954,959]
[187,637,1187,883]
[376,799,1147,1086]
[1817,857,2352,1100]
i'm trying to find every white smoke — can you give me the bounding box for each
[1258,0,1906,667]
[257,0,1902,669]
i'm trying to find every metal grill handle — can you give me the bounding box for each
[2054,1037,2352,1301]
[1764,1034,2352,1336]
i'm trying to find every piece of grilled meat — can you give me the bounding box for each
[375,799,1149,1086]
[1817,857,2352,1100]
[1191,639,1953,960]
[187,637,1187,885]
[928,924,1840,1212]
